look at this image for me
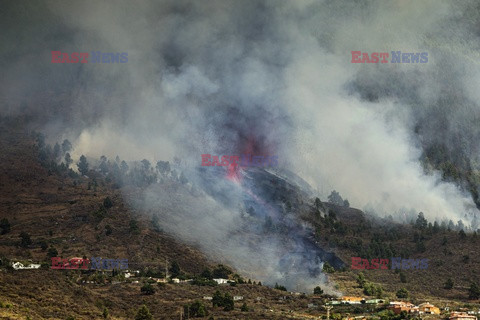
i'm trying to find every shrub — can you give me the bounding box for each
[0,218,10,234]
[103,197,113,209]
[105,225,112,236]
[444,278,454,290]
[20,232,32,247]
[212,290,234,311]
[184,300,208,317]
[222,293,234,311]
[47,247,58,259]
[39,240,48,251]
[322,261,335,273]
[141,283,156,295]
[274,283,287,291]
[129,219,140,234]
[135,305,153,320]
[396,288,409,299]
[314,286,324,295]
[469,282,480,300]
[103,308,109,319]
[212,264,232,278]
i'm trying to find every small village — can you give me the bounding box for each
[8,259,480,320]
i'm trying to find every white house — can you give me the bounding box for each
[233,296,243,301]
[12,262,41,270]
[213,278,229,285]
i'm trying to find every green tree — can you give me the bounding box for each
[62,139,72,154]
[102,308,109,319]
[222,293,234,311]
[433,221,440,233]
[201,268,212,279]
[415,212,428,230]
[314,197,323,211]
[396,288,409,299]
[129,219,140,234]
[39,240,48,251]
[141,283,156,295]
[328,190,344,206]
[120,160,129,174]
[212,290,223,307]
[156,161,171,176]
[212,264,232,278]
[444,278,454,290]
[103,197,113,209]
[274,283,287,291]
[0,218,11,235]
[356,272,366,288]
[322,261,335,273]
[20,232,32,247]
[135,305,153,320]
[65,153,73,168]
[151,213,161,232]
[53,143,61,161]
[241,303,249,312]
[77,155,89,176]
[170,261,181,278]
[105,225,112,236]
[313,286,324,295]
[459,229,467,240]
[179,172,188,184]
[185,300,208,317]
[47,246,58,258]
[468,282,480,300]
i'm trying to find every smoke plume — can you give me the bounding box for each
[2,0,480,289]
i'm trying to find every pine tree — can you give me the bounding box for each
[469,282,480,300]
[313,286,324,294]
[444,278,454,290]
[102,308,109,319]
[77,155,89,175]
[0,218,11,234]
[135,305,153,320]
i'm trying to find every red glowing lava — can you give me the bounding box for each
[226,162,242,183]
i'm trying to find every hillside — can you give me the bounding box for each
[1,120,480,319]
[0,120,333,319]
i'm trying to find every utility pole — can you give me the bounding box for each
[165,257,169,280]
[323,305,333,320]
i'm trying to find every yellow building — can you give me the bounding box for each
[418,302,440,315]
[449,312,477,320]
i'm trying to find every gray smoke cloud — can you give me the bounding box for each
[2,0,480,290]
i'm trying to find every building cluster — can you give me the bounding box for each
[327,296,385,305]
[388,301,440,315]
[328,297,478,320]
[449,312,478,320]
